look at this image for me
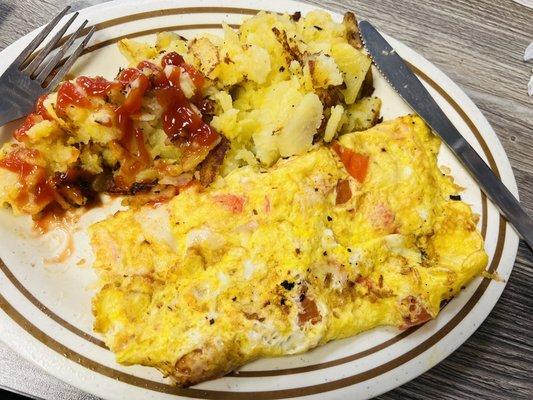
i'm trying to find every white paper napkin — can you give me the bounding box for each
[512,0,533,8]
[525,43,533,96]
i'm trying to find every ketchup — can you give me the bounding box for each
[161,53,205,88]
[156,52,217,146]
[14,95,53,141]
[113,52,218,188]
[0,148,40,177]
[0,148,55,209]
[56,81,91,114]
[2,50,221,213]
[117,68,141,86]
[36,95,52,120]
[76,76,119,97]
[137,61,169,88]
[116,72,150,115]
[13,114,40,141]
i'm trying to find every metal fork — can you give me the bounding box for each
[0,6,96,126]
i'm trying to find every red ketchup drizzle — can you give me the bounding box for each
[3,51,220,207]
[0,149,54,208]
[76,76,120,97]
[113,68,151,189]
[14,95,53,141]
[36,95,52,120]
[56,81,92,114]
[157,52,217,146]
[13,114,39,141]
[137,61,169,88]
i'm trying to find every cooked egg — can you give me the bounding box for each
[90,115,487,386]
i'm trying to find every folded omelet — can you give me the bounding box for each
[90,115,487,386]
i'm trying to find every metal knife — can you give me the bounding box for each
[358,20,533,249]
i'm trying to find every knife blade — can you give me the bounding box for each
[358,20,533,249]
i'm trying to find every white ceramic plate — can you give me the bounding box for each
[0,1,520,399]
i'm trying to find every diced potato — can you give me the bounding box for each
[341,96,382,133]
[0,169,23,213]
[135,168,158,182]
[324,104,344,142]
[24,120,62,143]
[222,24,240,46]
[118,39,158,65]
[277,93,323,157]
[235,45,271,84]
[310,53,343,88]
[80,148,103,175]
[111,10,376,171]
[260,79,304,129]
[188,37,220,77]
[211,91,233,113]
[64,107,122,145]
[148,129,182,161]
[210,109,240,140]
[33,142,80,173]
[331,43,371,104]
[296,10,346,44]
[213,61,245,86]
[155,32,188,54]
[253,128,280,165]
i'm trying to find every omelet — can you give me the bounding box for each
[90,115,487,386]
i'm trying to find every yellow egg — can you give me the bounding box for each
[90,115,487,386]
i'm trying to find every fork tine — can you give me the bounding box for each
[25,12,80,77]
[13,6,71,69]
[35,20,88,84]
[45,26,96,90]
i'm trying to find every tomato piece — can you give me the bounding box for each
[332,142,369,183]
[213,194,245,213]
[263,196,271,213]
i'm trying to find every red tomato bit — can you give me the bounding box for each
[332,142,369,183]
[213,194,245,213]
